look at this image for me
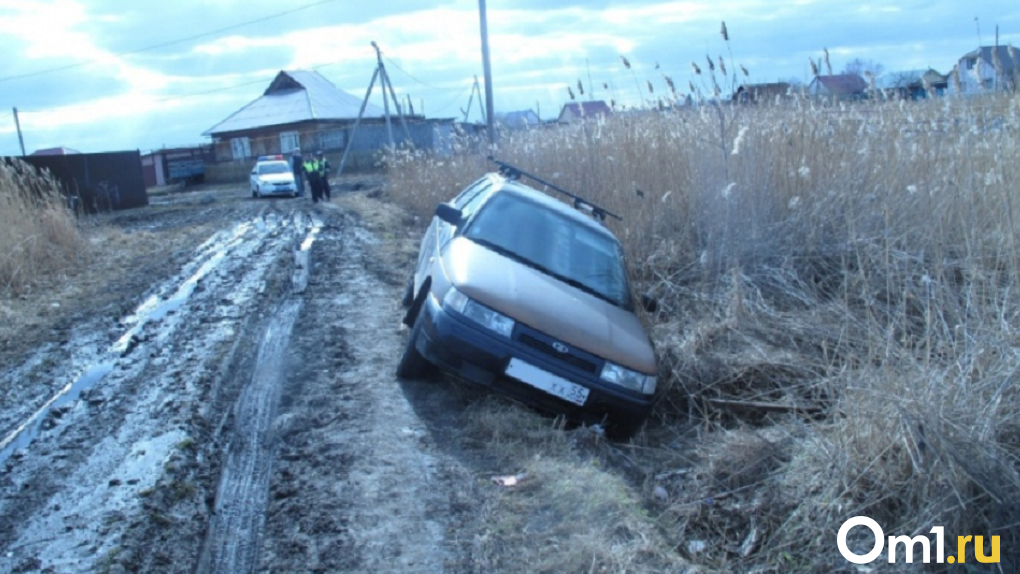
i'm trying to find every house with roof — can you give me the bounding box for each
[806,74,868,101]
[950,46,1019,94]
[876,69,948,99]
[500,109,541,129]
[557,101,612,124]
[203,70,454,167]
[732,82,794,104]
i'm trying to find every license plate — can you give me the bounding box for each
[505,358,589,406]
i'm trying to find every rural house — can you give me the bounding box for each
[203,70,455,168]
[806,74,868,101]
[500,110,541,129]
[557,101,612,124]
[732,82,794,104]
[875,69,948,99]
[949,46,1019,93]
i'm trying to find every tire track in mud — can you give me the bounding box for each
[195,213,321,574]
[194,300,301,574]
[0,204,315,574]
[255,211,479,574]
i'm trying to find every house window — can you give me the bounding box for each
[966,58,976,70]
[231,137,251,160]
[318,129,345,151]
[280,131,300,154]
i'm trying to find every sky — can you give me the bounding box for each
[0,0,1015,155]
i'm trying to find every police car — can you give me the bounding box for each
[250,155,300,198]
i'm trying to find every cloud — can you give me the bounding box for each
[1,0,1017,155]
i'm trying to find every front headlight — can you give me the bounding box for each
[600,362,657,394]
[443,289,515,338]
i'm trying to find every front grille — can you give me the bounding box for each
[518,334,597,374]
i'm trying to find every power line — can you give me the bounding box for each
[0,0,342,83]
[384,56,439,89]
[431,82,473,116]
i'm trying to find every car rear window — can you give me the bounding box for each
[258,163,290,175]
[464,192,632,308]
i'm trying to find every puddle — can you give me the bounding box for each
[111,250,227,355]
[1,220,255,467]
[299,215,323,252]
[0,363,115,466]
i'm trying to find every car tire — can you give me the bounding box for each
[396,312,434,379]
[252,187,258,198]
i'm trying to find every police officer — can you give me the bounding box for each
[316,150,332,201]
[290,148,306,197]
[304,153,323,203]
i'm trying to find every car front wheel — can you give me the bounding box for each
[396,311,434,379]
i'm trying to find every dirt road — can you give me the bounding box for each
[0,188,482,573]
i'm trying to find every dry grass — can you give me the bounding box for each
[463,399,686,573]
[0,158,88,296]
[383,90,1020,571]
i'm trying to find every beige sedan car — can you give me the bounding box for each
[398,167,658,439]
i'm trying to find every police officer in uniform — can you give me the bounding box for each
[316,150,332,201]
[304,153,323,203]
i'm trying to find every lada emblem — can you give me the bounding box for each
[552,341,569,354]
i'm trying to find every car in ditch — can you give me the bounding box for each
[250,155,300,198]
[397,159,658,439]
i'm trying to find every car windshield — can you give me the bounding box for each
[463,191,632,308]
[258,163,289,175]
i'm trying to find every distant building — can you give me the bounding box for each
[876,69,948,99]
[202,70,457,169]
[557,101,612,124]
[30,146,81,156]
[500,110,541,129]
[141,145,215,188]
[949,46,1020,94]
[806,74,868,100]
[732,82,794,104]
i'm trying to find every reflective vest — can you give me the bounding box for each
[303,159,320,177]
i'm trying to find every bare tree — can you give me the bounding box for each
[842,58,885,77]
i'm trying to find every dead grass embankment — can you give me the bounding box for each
[0,159,87,296]
[383,93,1020,572]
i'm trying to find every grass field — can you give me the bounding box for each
[384,92,1020,571]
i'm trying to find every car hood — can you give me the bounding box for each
[257,173,294,183]
[443,237,656,374]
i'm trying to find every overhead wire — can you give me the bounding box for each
[0,0,343,83]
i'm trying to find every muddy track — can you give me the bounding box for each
[0,199,480,574]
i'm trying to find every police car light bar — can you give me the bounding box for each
[256,155,285,162]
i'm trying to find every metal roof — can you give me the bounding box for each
[203,70,386,136]
[558,101,612,122]
[810,74,868,95]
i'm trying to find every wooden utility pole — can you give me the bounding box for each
[478,0,496,145]
[12,107,26,156]
[337,42,412,178]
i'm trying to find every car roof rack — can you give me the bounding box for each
[488,156,622,222]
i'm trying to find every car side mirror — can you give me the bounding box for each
[435,203,463,226]
[251,170,257,175]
